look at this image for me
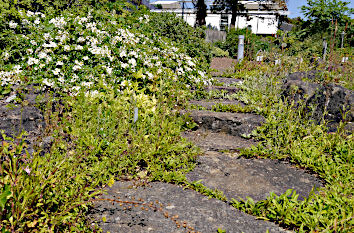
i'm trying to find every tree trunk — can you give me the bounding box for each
[230,6,237,29]
[196,0,207,27]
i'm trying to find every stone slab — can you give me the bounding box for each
[182,129,256,151]
[189,99,245,110]
[214,77,243,86]
[186,153,324,202]
[184,110,265,137]
[205,85,240,94]
[89,181,287,233]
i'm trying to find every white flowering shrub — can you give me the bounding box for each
[0,3,210,232]
[0,8,210,98]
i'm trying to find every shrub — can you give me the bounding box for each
[0,2,207,231]
[0,7,210,98]
[214,28,272,59]
[134,11,212,64]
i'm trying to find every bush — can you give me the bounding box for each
[134,11,212,64]
[0,2,208,231]
[228,59,354,233]
[0,7,210,97]
[214,28,271,59]
[211,46,229,57]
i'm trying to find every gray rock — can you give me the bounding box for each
[182,129,257,151]
[186,153,323,202]
[286,71,321,81]
[0,106,45,137]
[89,181,287,233]
[214,77,243,86]
[184,110,265,137]
[0,85,52,154]
[282,73,353,126]
[189,99,245,110]
[205,85,240,94]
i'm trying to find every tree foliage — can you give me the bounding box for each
[301,0,353,35]
[211,0,245,27]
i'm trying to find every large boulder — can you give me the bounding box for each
[0,85,51,154]
[282,72,353,129]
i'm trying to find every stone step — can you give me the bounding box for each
[205,85,240,94]
[186,152,324,202]
[183,110,265,137]
[189,99,245,110]
[182,129,256,151]
[214,77,243,86]
[90,181,287,233]
[210,57,237,77]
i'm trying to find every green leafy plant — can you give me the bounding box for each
[214,28,272,59]
[0,2,209,231]
[211,103,253,113]
[229,60,354,232]
[301,0,353,36]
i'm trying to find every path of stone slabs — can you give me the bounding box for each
[90,68,323,232]
[0,60,322,233]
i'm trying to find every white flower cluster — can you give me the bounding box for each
[0,66,22,86]
[1,10,210,94]
[9,21,18,29]
[49,17,67,29]
[138,15,150,23]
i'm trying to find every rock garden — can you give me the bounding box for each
[0,1,353,232]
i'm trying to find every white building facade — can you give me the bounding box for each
[151,1,289,35]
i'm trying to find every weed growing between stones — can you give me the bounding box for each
[226,62,353,232]
[0,87,202,231]
[0,2,209,231]
[211,103,254,114]
[92,194,202,233]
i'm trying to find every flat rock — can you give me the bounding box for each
[89,181,287,233]
[186,153,324,202]
[205,85,240,94]
[184,110,265,137]
[0,105,45,138]
[214,77,243,86]
[189,99,245,110]
[182,129,256,151]
[210,57,237,77]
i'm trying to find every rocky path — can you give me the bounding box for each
[0,59,324,232]
[90,58,323,232]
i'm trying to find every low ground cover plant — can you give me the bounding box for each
[0,2,209,231]
[228,61,353,232]
[1,1,353,232]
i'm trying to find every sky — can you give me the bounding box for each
[287,0,309,18]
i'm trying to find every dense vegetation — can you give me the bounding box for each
[0,0,353,232]
[224,61,353,232]
[0,1,209,231]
